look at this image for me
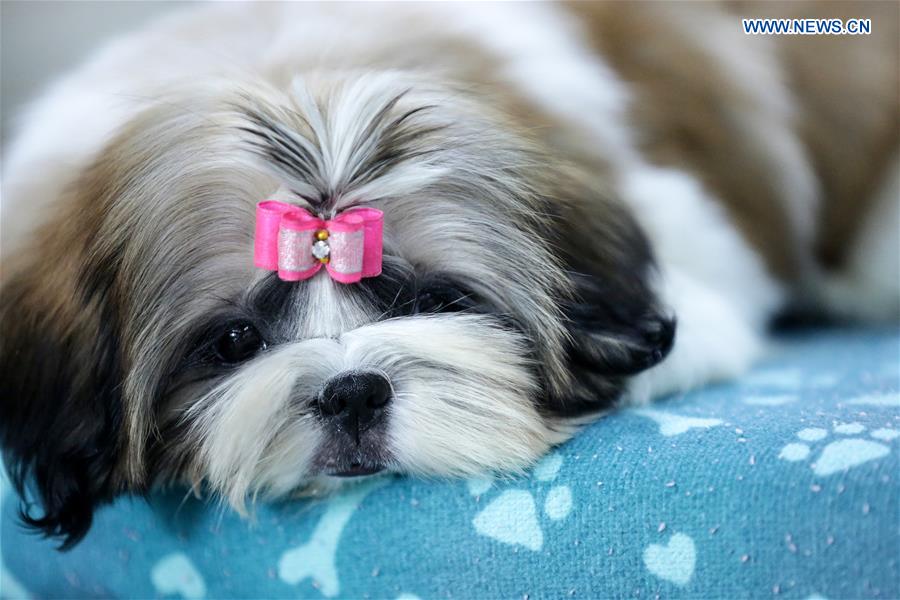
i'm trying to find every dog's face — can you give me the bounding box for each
[1,73,673,546]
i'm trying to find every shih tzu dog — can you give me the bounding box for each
[1,2,897,548]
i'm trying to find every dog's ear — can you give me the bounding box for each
[0,255,125,549]
[545,185,676,417]
[556,270,675,415]
[565,271,675,377]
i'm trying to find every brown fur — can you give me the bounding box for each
[732,0,900,270]
[569,0,899,280]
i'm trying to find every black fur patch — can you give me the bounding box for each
[540,273,675,418]
[543,199,677,418]
[565,271,676,377]
[0,265,125,549]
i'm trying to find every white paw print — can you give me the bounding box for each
[151,553,206,600]
[467,452,572,551]
[779,423,897,476]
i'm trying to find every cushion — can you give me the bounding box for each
[2,329,898,599]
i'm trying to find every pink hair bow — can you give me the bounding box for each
[254,201,383,284]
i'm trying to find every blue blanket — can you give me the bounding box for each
[2,329,898,599]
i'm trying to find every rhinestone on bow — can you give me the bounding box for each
[312,230,330,263]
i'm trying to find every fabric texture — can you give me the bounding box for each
[2,329,898,599]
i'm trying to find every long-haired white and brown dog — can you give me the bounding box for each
[2,2,897,547]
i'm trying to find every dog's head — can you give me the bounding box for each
[0,72,673,547]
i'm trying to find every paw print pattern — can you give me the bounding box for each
[468,452,572,551]
[151,552,207,600]
[644,532,696,587]
[779,423,896,476]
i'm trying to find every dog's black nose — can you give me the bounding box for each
[319,372,392,443]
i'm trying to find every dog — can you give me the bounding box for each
[1,2,897,548]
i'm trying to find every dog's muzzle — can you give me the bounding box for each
[318,371,391,477]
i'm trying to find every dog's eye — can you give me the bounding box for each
[415,284,474,314]
[214,321,266,364]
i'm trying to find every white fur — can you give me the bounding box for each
[188,340,333,510]
[348,316,559,475]
[189,315,556,509]
[618,165,783,402]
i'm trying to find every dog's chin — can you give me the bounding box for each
[310,428,391,478]
[328,464,385,478]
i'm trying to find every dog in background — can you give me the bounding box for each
[1,2,897,547]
